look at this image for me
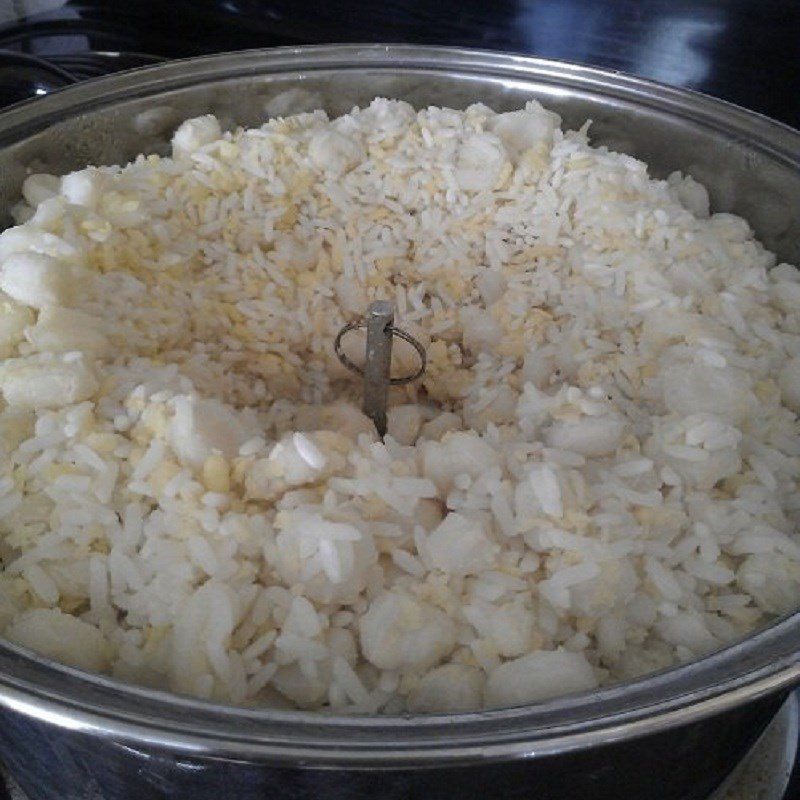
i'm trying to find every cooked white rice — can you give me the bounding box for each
[0,97,799,713]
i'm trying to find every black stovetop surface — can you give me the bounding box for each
[0,0,798,126]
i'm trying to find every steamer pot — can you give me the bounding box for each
[1,45,799,800]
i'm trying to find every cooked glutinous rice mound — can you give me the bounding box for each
[0,97,799,713]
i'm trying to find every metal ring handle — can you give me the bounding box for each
[334,321,426,385]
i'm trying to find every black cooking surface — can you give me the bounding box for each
[0,0,797,126]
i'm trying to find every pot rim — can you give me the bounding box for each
[0,43,799,766]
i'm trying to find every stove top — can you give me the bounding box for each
[0,0,798,125]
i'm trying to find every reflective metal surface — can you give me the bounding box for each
[711,691,798,800]
[45,52,165,81]
[0,43,799,798]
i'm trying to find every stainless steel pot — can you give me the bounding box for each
[1,44,799,800]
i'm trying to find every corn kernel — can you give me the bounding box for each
[202,453,231,493]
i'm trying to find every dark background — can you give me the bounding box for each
[0,0,798,126]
